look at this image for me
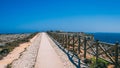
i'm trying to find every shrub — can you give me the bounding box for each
[90,57,109,68]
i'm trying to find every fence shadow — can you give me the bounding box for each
[50,36,88,68]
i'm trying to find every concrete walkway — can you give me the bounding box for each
[5,32,75,68]
[35,33,64,68]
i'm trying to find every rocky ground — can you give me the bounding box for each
[0,34,30,46]
[0,33,37,68]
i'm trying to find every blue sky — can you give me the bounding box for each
[0,0,120,33]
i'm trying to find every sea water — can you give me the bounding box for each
[88,33,120,44]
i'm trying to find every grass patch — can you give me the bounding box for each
[90,57,110,68]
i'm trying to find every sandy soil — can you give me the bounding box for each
[0,43,30,68]
[11,33,41,68]
[0,33,38,68]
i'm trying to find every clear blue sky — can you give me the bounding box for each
[0,0,120,33]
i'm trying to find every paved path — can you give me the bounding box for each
[35,33,64,68]
[7,32,75,68]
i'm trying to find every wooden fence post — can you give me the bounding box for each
[56,33,58,41]
[84,37,87,59]
[73,34,75,52]
[60,34,62,43]
[96,40,99,64]
[78,35,81,68]
[62,34,64,46]
[78,36,81,54]
[67,35,69,50]
[115,42,119,68]
[58,34,60,43]
[59,34,61,43]
[66,34,68,48]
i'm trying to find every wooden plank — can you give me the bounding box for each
[99,44,115,63]
[86,42,96,55]
[98,45,116,55]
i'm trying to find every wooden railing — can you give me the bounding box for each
[47,32,120,68]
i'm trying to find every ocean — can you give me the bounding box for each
[88,33,120,44]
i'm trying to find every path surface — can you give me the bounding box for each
[5,32,75,68]
[35,33,65,68]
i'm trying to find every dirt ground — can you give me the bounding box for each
[0,34,38,68]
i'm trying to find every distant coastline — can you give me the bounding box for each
[0,31,120,44]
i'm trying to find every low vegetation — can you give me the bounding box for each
[89,57,110,68]
[0,32,38,60]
